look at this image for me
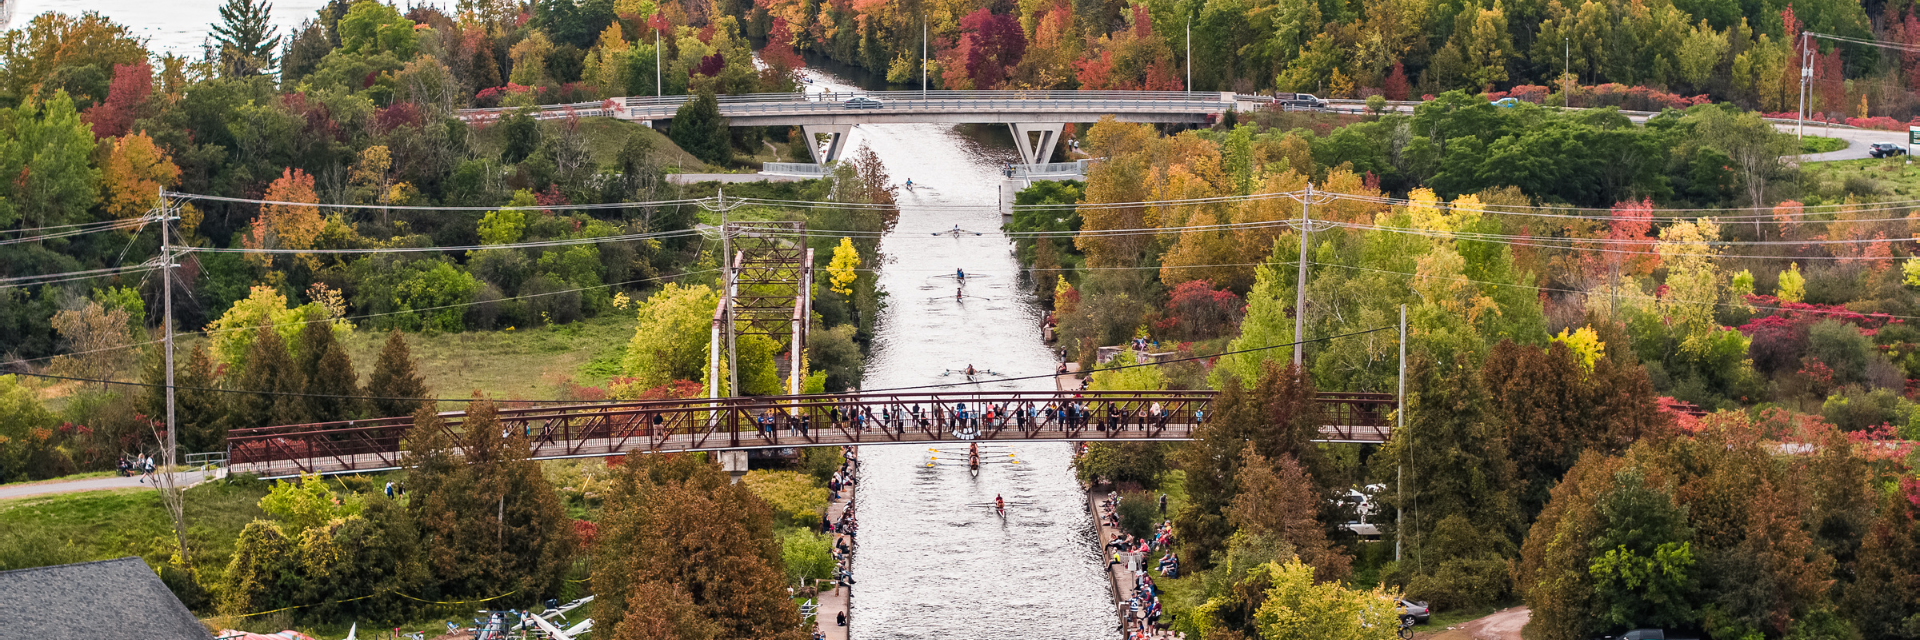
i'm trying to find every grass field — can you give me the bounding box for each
[336,313,635,402]
[467,116,710,173]
[1801,136,1848,154]
[0,478,270,585]
[1800,156,1920,202]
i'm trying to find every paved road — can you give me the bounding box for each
[665,173,806,184]
[1784,124,1907,162]
[0,473,211,501]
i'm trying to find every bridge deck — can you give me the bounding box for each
[226,390,1393,478]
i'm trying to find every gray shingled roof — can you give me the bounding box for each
[0,556,213,640]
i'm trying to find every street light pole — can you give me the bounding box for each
[922,16,928,96]
[1185,17,1191,94]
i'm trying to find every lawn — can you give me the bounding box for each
[1800,156,1920,203]
[335,313,636,403]
[0,477,271,599]
[1800,135,1847,154]
[467,116,710,173]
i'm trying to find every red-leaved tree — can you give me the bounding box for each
[82,60,153,138]
[957,9,1026,89]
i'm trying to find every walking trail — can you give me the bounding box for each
[0,472,210,501]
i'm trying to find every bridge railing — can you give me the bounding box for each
[762,162,832,177]
[225,390,1395,477]
[1011,160,1092,178]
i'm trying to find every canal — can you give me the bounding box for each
[797,66,1117,639]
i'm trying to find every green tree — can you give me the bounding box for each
[1588,468,1697,631]
[223,324,310,434]
[619,283,718,391]
[258,473,365,531]
[1075,442,1168,487]
[669,88,730,165]
[1484,339,1668,521]
[0,375,59,482]
[297,318,361,422]
[210,0,282,76]
[1252,558,1403,640]
[336,0,418,59]
[0,92,100,232]
[366,330,429,418]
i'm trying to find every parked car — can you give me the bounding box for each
[1275,92,1327,109]
[1398,599,1430,623]
[1869,142,1906,158]
[1491,97,1521,108]
[843,96,884,109]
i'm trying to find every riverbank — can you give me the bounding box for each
[813,448,859,640]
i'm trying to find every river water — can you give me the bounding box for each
[9,0,345,54]
[795,68,1116,639]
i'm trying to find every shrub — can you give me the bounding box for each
[1404,555,1512,611]
[1075,442,1167,488]
[742,470,829,528]
[1820,386,1912,432]
[1116,490,1160,539]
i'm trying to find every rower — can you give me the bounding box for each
[995,494,1005,513]
[965,364,977,377]
[905,178,913,189]
[956,267,966,280]
[956,287,963,301]
[951,224,962,235]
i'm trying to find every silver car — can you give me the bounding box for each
[843,96,884,109]
[1399,599,1430,623]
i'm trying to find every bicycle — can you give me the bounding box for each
[1398,615,1416,639]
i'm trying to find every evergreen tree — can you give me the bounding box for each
[1372,357,1523,603]
[141,343,224,452]
[297,319,361,422]
[223,325,308,434]
[367,330,428,418]
[1173,361,1323,568]
[406,398,574,602]
[1484,339,1668,522]
[1228,449,1351,582]
[210,0,282,77]
[668,89,731,166]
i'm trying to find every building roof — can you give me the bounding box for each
[0,556,213,640]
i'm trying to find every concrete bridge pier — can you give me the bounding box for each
[718,450,750,483]
[1008,122,1067,165]
[803,124,855,164]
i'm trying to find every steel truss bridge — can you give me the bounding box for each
[226,390,1395,478]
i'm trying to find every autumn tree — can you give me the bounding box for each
[619,284,718,391]
[367,330,429,418]
[1483,338,1668,521]
[82,61,153,138]
[244,168,325,268]
[1175,361,1326,567]
[594,453,807,640]
[1229,449,1351,582]
[99,132,181,219]
[669,88,730,165]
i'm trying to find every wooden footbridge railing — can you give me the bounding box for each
[226,390,1395,478]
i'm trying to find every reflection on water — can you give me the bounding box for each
[796,68,1116,639]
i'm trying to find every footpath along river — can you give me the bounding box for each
[794,67,1117,639]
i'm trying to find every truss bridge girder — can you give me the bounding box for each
[712,221,813,397]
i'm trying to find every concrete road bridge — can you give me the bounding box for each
[460,90,1243,164]
[227,389,1395,478]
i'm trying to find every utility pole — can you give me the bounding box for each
[159,188,176,465]
[721,191,739,397]
[1563,38,1570,106]
[1395,303,1406,562]
[1292,183,1313,366]
[1185,17,1191,94]
[1798,32,1812,140]
[655,25,662,97]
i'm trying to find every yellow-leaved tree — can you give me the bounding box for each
[828,237,860,296]
[99,131,180,219]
